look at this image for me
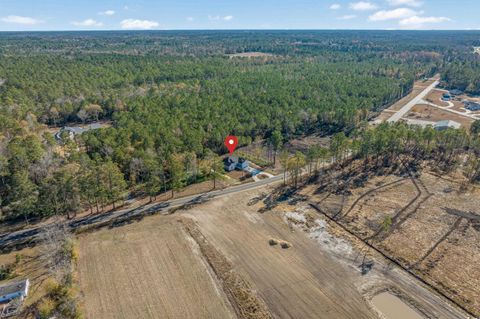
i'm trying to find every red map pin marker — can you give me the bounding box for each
[224,136,238,155]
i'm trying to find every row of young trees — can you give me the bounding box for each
[279,120,480,189]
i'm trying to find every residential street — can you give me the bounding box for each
[387,79,440,123]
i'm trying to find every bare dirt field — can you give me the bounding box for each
[73,172,475,319]
[77,186,379,319]
[299,170,480,317]
[405,104,474,128]
[77,217,236,319]
[180,188,377,319]
[426,89,450,107]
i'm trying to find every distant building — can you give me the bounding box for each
[54,123,103,141]
[465,101,480,111]
[224,156,249,172]
[449,89,463,96]
[441,93,451,101]
[403,119,436,128]
[0,279,29,303]
[434,120,461,131]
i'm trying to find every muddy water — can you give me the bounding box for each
[372,292,424,319]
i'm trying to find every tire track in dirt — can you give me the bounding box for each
[365,175,431,243]
[410,217,463,270]
[335,178,407,221]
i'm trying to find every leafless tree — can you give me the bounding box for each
[38,223,74,283]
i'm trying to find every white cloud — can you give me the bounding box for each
[338,15,357,20]
[1,15,43,25]
[120,19,159,29]
[208,15,234,21]
[387,0,423,7]
[330,4,341,10]
[399,15,451,28]
[349,2,378,11]
[186,17,194,21]
[72,19,103,27]
[369,8,419,21]
[99,10,115,16]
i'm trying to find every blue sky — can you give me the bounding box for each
[0,0,479,31]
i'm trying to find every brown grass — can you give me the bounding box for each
[301,170,480,316]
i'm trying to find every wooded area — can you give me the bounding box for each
[0,30,479,222]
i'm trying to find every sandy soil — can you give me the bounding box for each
[405,104,474,128]
[180,188,377,319]
[77,217,235,319]
[300,171,480,317]
[425,90,450,107]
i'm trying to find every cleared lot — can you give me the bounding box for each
[405,104,474,128]
[181,189,377,319]
[77,217,235,319]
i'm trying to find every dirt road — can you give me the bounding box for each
[0,174,284,251]
[387,79,440,123]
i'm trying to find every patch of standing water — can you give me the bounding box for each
[372,292,424,319]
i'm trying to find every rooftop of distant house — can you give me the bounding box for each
[0,279,29,299]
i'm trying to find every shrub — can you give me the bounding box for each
[38,298,55,319]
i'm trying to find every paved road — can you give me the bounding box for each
[387,80,440,123]
[0,174,284,250]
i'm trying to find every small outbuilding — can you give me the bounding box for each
[0,279,29,303]
[434,120,461,131]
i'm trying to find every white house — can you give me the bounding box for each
[0,279,29,303]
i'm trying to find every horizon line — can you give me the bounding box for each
[1,28,480,33]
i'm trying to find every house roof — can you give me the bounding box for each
[0,280,29,297]
[225,156,238,164]
[449,89,463,95]
[435,120,461,129]
[62,123,103,135]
